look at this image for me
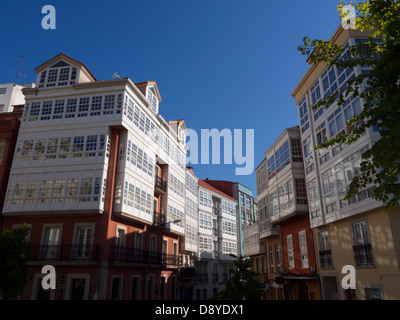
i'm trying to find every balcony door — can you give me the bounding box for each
[134,231,143,262]
[116,228,126,247]
[76,227,92,259]
[155,165,161,178]
[173,242,178,265]
[353,221,373,266]
[162,239,168,264]
[43,227,61,260]
[149,235,157,264]
[115,227,126,260]
[154,199,158,213]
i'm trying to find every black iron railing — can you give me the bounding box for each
[162,253,182,267]
[319,249,333,269]
[153,211,166,227]
[110,245,182,267]
[353,243,374,267]
[29,244,100,261]
[155,176,167,193]
[110,246,154,264]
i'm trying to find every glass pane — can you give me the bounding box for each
[353,223,364,245]
[336,115,345,132]
[352,99,362,116]
[344,106,352,122]
[329,121,336,136]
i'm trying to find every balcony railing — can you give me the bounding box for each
[163,254,182,267]
[155,176,167,193]
[353,243,374,267]
[110,246,157,264]
[29,244,100,262]
[110,246,182,267]
[319,249,333,269]
[153,211,166,227]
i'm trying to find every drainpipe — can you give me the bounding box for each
[278,224,284,300]
[312,228,322,300]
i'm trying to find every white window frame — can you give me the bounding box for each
[287,234,295,269]
[299,230,309,269]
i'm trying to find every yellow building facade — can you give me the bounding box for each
[315,206,400,300]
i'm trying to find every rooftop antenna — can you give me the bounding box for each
[15,54,26,84]
[112,72,120,79]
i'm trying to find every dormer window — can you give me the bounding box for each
[38,60,78,88]
[147,87,158,114]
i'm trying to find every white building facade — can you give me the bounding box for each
[0,83,34,113]
[2,53,189,300]
[194,179,237,299]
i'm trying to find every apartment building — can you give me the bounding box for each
[203,180,266,297]
[0,82,34,230]
[179,165,199,300]
[291,25,400,300]
[0,107,23,232]
[202,180,257,256]
[255,158,281,299]
[242,220,267,299]
[1,53,188,300]
[255,126,319,300]
[0,83,34,113]
[194,179,237,299]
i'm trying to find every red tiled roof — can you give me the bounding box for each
[134,81,162,101]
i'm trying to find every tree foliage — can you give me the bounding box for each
[0,224,31,299]
[298,0,400,209]
[212,255,263,300]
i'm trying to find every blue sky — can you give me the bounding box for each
[0,0,343,197]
